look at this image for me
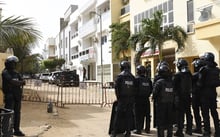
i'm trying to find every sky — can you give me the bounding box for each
[1,0,81,54]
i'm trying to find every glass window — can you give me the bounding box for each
[134,15,137,24]
[187,0,194,22]
[134,25,138,33]
[168,0,173,11]
[145,11,149,19]
[158,4,163,11]
[142,12,145,20]
[138,14,141,23]
[154,7,158,13]
[150,8,154,18]
[163,14,167,24]
[168,12,173,23]
[163,2,167,13]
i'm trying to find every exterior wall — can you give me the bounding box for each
[111,0,122,23]
[46,0,220,84]
[130,0,220,78]
[45,37,56,59]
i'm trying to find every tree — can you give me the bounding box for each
[0,16,41,52]
[0,7,42,73]
[17,53,43,74]
[130,11,188,65]
[43,58,65,72]
[109,21,130,61]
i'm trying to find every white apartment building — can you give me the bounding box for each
[45,0,220,83]
[44,37,56,59]
[50,0,115,82]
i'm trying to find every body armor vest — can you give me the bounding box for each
[158,79,174,103]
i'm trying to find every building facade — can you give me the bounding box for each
[130,0,220,77]
[44,0,220,83]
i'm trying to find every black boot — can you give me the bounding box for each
[174,130,184,137]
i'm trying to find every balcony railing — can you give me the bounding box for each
[121,4,130,16]
[79,47,96,63]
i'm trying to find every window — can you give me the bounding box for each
[101,35,107,45]
[133,0,173,34]
[187,0,194,22]
[163,2,167,13]
[168,12,173,22]
[168,0,173,11]
[187,0,194,33]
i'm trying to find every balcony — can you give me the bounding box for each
[120,4,130,23]
[79,47,96,64]
[121,4,130,16]
[78,18,97,38]
[194,2,220,40]
[195,18,220,40]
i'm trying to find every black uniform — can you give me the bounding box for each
[2,56,25,136]
[135,74,152,134]
[111,62,136,137]
[191,59,205,133]
[173,59,193,136]
[198,62,220,136]
[153,64,175,137]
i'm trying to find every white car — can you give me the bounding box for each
[39,73,50,82]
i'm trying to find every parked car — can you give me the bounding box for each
[56,70,79,87]
[39,73,50,82]
[48,71,61,84]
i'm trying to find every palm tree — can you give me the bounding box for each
[109,21,130,61]
[0,16,42,51]
[0,8,42,73]
[130,11,188,64]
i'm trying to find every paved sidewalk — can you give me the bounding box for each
[20,101,219,137]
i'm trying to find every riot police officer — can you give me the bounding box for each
[197,52,220,137]
[153,61,170,128]
[173,58,193,137]
[153,64,175,137]
[191,59,205,134]
[2,55,26,136]
[134,65,152,134]
[111,61,136,137]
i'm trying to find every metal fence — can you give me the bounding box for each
[23,79,116,107]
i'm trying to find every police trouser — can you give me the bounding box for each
[192,94,202,129]
[4,94,22,132]
[201,95,220,134]
[135,99,151,131]
[113,101,134,134]
[176,98,193,132]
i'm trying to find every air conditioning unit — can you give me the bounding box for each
[198,5,213,22]
[92,37,98,43]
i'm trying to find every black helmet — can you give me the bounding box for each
[136,65,145,75]
[156,60,169,71]
[202,52,214,62]
[120,61,130,71]
[5,55,19,70]
[192,59,206,70]
[175,58,188,71]
[158,64,170,76]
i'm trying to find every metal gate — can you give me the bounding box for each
[23,79,116,107]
